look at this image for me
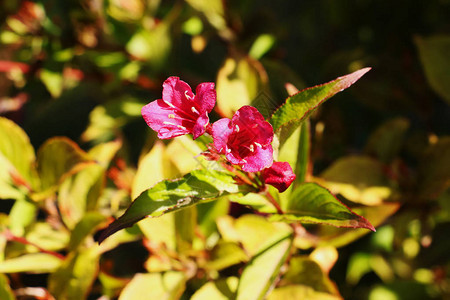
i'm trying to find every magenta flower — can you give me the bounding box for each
[141,77,216,139]
[212,106,274,172]
[262,162,296,192]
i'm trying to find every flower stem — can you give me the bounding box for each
[264,189,284,214]
[220,161,255,186]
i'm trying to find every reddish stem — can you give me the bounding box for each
[219,161,255,186]
[264,189,284,215]
[4,229,65,260]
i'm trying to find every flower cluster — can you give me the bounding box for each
[142,77,296,192]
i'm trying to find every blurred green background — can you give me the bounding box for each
[0,0,449,299]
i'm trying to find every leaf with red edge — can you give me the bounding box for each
[271,183,375,231]
[269,68,371,145]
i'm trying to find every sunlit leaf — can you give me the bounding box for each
[234,215,293,256]
[88,140,122,169]
[48,247,100,300]
[268,285,340,300]
[415,35,450,104]
[132,142,171,200]
[37,137,92,192]
[216,55,268,118]
[0,253,62,273]
[269,68,371,145]
[25,222,69,252]
[272,183,375,231]
[186,0,228,34]
[82,98,143,143]
[40,68,63,98]
[119,272,185,300]
[99,169,239,243]
[0,117,37,195]
[236,237,292,300]
[8,198,36,236]
[126,24,171,70]
[205,241,248,271]
[281,257,339,295]
[277,121,311,206]
[68,212,107,251]
[58,164,105,228]
[249,34,276,60]
[192,277,239,300]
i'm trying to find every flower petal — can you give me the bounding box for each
[162,77,194,108]
[192,112,209,139]
[195,82,216,113]
[241,144,274,172]
[212,118,233,154]
[141,99,191,139]
[233,106,273,145]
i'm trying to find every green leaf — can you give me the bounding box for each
[186,0,228,33]
[8,198,36,236]
[418,137,450,199]
[272,183,375,231]
[364,117,410,163]
[119,272,185,300]
[68,212,107,251]
[126,24,171,70]
[88,140,122,168]
[227,192,278,214]
[58,164,105,228]
[269,68,371,145]
[236,237,292,300]
[132,142,170,200]
[0,274,15,300]
[174,207,197,253]
[234,215,293,256]
[282,257,339,295]
[0,253,62,273]
[205,241,248,271]
[268,285,340,300]
[312,203,400,248]
[0,117,37,195]
[216,55,268,118]
[40,68,63,98]
[37,137,92,192]
[99,169,239,243]
[277,121,311,206]
[98,271,128,299]
[192,277,239,300]
[415,35,450,104]
[138,214,176,251]
[249,34,276,60]
[318,155,392,205]
[48,247,100,300]
[25,222,69,252]
[197,197,230,238]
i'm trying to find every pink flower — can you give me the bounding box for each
[141,77,216,139]
[262,162,296,192]
[212,106,274,172]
